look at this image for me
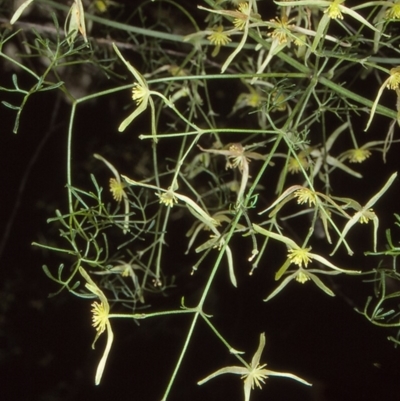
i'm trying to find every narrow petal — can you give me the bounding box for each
[266,370,312,386]
[118,100,148,132]
[253,224,298,249]
[197,366,247,385]
[251,333,266,368]
[95,322,114,385]
[264,273,296,302]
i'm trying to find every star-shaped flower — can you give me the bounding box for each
[198,333,311,401]
[113,43,156,139]
[330,172,398,255]
[94,153,130,234]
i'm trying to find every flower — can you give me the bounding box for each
[287,247,312,268]
[113,44,155,136]
[157,189,178,207]
[359,208,376,224]
[331,172,397,255]
[268,16,293,44]
[387,66,400,90]
[94,153,130,234]
[295,270,310,284]
[325,0,344,19]
[198,142,267,204]
[197,2,260,72]
[252,224,358,278]
[131,83,148,105]
[294,188,317,207]
[386,2,400,19]
[207,25,232,57]
[207,25,232,46]
[92,301,109,334]
[233,2,251,30]
[109,178,125,201]
[366,66,400,130]
[287,154,309,174]
[344,148,371,163]
[264,267,341,301]
[198,333,311,401]
[79,266,114,385]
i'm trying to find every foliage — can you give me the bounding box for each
[2,0,400,399]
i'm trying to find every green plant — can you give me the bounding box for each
[3,0,400,399]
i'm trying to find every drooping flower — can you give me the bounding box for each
[113,44,156,138]
[94,153,130,234]
[325,0,344,19]
[157,188,178,207]
[268,16,293,44]
[79,266,114,385]
[109,178,125,202]
[208,26,231,45]
[386,66,400,90]
[293,188,317,207]
[344,148,372,163]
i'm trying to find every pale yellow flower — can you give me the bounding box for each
[94,154,130,234]
[268,17,292,44]
[287,151,309,174]
[233,2,251,30]
[207,25,232,46]
[294,188,317,207]
[325,0,344,19]
[359,208,376,224]
[198,333,311,401]
[131,83,148,105]
[79,266,114,385]
[91,301,109,335]
[387,66,400,90]
[288,247,312,268]
[295,270,311,284]
[386,2,400,19]
[345,148,372,163]
[109,178,125,201]
[207,25,232,57]
[157,189,178,207]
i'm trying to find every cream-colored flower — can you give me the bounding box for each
[294,188,317,207]
[359,208,376,224]
[233,2,251,30]
[131,83,148,105]
[386,2,400,19]
[387,66,400,90]
[287,154,309,174]
[325,0,344,19]
[109,178,125,201]
[287,247,312,268]
[331,172,397,255]
[344,148,371,163]
[94,154,130,234]
[295,270,311,284]
[198,333,311,401]
[198,142,267,204]
[207,25,232,46]
[207,25,232,57]
[113,44,156,136]
[268,16,293,44]
[366,66,400,130]
[157,189,178,207]
[79,266,114,385]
